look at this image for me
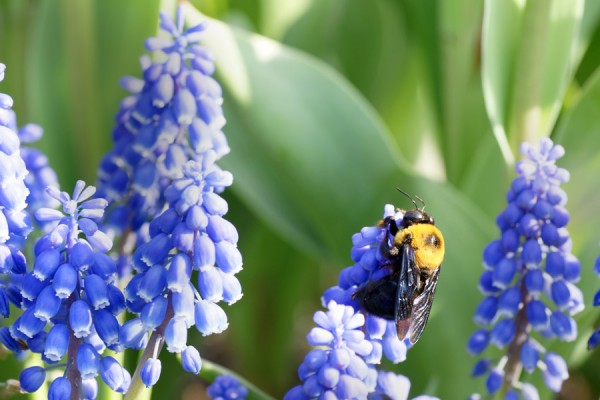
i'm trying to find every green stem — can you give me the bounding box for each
[198,359,277,400]
[507,0,551,153]
[123,304,173,400]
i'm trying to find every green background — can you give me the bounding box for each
[1,0,600,399]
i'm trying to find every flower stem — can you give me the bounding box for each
[124,302,174,400]
[501,279,529,395]
[198,359,276,400]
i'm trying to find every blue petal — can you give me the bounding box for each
[524,269,544,296]
[140,358,161,388]
[165,318,188,353]
[467,329,489,355]
[76,343,100,379]
[69,300,93,338]
[84,275,110,310]
[485,369,503,394]
[167,253,192,292]
[48,377,71,400]
[194,300,228,336]
[34,285,62,322]
[19,366,46,393]
[526,300,549,330]
[32,249,61,281]
[490,319,515,348]
[181,345,202,374]
[520,340,539,373]
[141,296,168,330]
[99,356,130,393]
[137,266,167,302]
[197,266,223,302]
[474,296,498,325]
[93,309,120,349]
[44,323,70,362]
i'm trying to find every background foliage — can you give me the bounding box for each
[1,0,600,398]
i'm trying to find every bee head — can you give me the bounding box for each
[401,209,434,228]
[395,188,434,228]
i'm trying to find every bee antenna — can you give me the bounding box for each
[415,195,426,210]
[395,188,420,210]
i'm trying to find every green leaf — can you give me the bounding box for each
[185,6,497,397]
[26,0,160,189]
[482,0,584,161]
[554,68,600,302]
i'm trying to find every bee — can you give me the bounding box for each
[353,189,445,344]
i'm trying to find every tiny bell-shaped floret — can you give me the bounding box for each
[140,358,162,388]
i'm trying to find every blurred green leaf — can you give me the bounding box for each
[185,6,497,397]
[482,0,583,161]
[25,0,160,189]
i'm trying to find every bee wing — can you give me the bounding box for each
[394,244,418,322]
[408,266,440,344]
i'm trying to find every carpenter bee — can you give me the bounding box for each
[353,189,444,344]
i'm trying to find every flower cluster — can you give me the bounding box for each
[207,375,249,400]
[588,256,600,349]
[286,301,439,400]
[468,138,582,397]
[0,63,33,320]
[3,182,130,398]
[285,301,376,399]
[287,204,441,399]
[323,204,409,365]
[97,7,228,234]
[119,154,241,384]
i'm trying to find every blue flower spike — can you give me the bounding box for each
[587,255,600,349]
[97,4,228,236]
[207,375,249,400]
[0,63,33,320]
[469,138,582,397]
[5,181,130,397]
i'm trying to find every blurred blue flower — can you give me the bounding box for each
[0,63,33,320]
[587,255,600,349]
[5,181,130,397]
[207,375,249,400]
[97,6,228,235]
[322,204,409,364]
[469,138,581,397]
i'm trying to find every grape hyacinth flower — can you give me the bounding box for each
[322,204,411,365]
[468,138,582,398]
[588,256,600,349]
[285,301,375,399]
[120,155,241,386]
[286,301,439,400]
[5,181,130,396]
[16,123,60,213]
[288,202,446,399]
[0,63,32,319]
[287,203,442,399]
[207,375,249,400]
[97,6,228,236]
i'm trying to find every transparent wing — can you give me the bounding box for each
[407,266,440,344]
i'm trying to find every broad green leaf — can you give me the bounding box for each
[482,0,583,162]
[185,6,497,397]
[575,0,600,86]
